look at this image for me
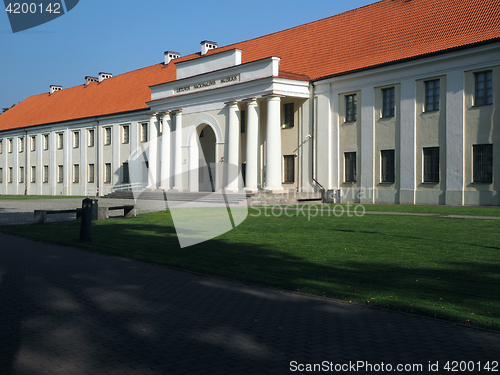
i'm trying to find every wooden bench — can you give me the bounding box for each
[34,205,135,224]
[34,208,81,224]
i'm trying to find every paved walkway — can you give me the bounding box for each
[0,233,499,374]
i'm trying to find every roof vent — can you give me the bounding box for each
[98,72,112,82]
[85,76,98,86]
[164,51,181,64]
[50,85,62,94]
[200,40,217,55]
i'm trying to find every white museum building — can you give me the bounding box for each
[0,0,499,205]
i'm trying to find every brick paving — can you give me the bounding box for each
[0,233,499,374]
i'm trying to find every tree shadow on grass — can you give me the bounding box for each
[0,220,499,374]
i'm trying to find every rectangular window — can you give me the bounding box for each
[19,137,24,153]
[423,147,440,182]
[88,129,95,147]
[240,110,246,133]
[381,149,395,183]
[57,133,64,149]
[345,94,356,122]
[88,164,95,183]
[31,166,36,183]
[475,71,493,106]
[104,127,112,146]
[43,165,49,183]
[473,144,493,183]
[73,132,80,148]
[0,140,2,154]
[104,163,112,183]
[58,165,64,183]
[8,167,12,183]
[19,166,24,183]
[0,167,2,183]
[283,155,295,183]
[283,103,294,128]
[43,134,49,150]
[425,79,440,112]
[73,164,79,183]
[382,87,395,117]
[344,152,356,182]
[8,139,13,153]
[30,136,36,151]
[122,162,130,183]
[122,125,130,144]
[141,123,148,143]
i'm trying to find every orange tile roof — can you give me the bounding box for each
[1,0,499,132]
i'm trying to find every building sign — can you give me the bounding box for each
[175,74,240,94]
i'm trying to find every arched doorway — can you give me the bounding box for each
[198,124,216,191]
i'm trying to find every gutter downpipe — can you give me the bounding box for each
[310,82,326,202]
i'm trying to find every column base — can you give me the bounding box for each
[263,186,284,194]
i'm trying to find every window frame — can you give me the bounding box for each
[122,125,130,144]
[57,133,64,150]
[344,152,357,183]
[104,127,112,146]
[19,137,24,153]
[141,123,148,143]
[8,138,13,153]
[382,87,395,118]
[423,147,440,183]
[30,136,36,152]
[30,166,36,183]
[424,79,440,112]
[88,129,95,147]
[104,163,112,184]
[0,140,2,154]
[283,155,295,183]
[474,70,493,106]
[345,94,357,122]
[19,166,24,183]
[43,165,49,183]
[73,131,80,149]
[58,165,64,183]
[122,162,130,183]
[473,144,493,183]
[8,167,13,183]
[380,149,395,183]
[43,134,49,150]
[0,167,2,184]
[283,103,294,129]
[88,164,95,183]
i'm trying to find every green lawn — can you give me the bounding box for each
[1,207,499,330]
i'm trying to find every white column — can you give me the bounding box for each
[64,129,70,195]
[226,101,240,192]
[173,110,184,191]
[245,98,259,192]
[50,131,57,195]
[445,71,465,206]
[360,87,375,203]
[399,79,416,204]
[147,115,158,189]
[264,95,284,192]
[160,112,171,190]
[112,123,120,186]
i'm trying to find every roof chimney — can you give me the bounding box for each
[85,76,98,86]
[50,85,62,94]
[200,41,217,55]
[164,51,181,64]
[98,72,112,82]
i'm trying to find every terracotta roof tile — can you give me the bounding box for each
[1,0,499,132]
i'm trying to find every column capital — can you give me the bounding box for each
[244,97,258,103]
[171,108,183,114]
[263,93,284,100]
[224,100,239,106]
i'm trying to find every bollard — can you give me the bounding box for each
[80,198,93,242]
[90,199,98,221]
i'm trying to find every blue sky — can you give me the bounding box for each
[0,0,375,111]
